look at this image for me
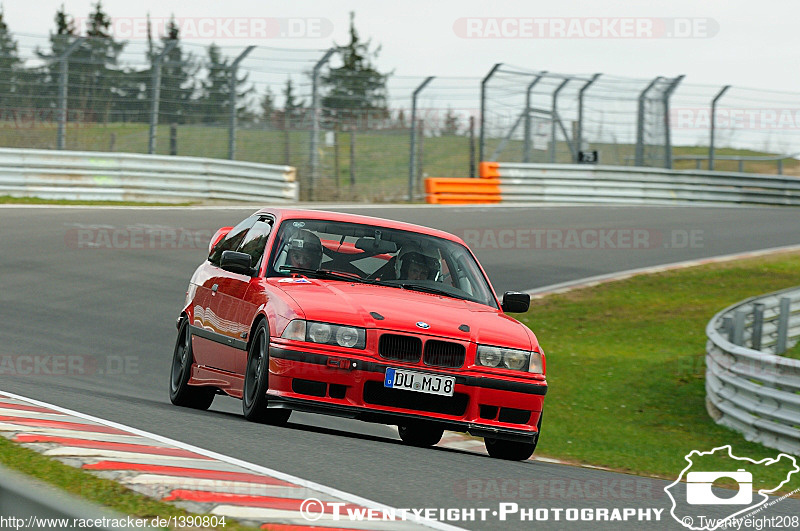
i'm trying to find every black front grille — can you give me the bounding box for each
[423,340,466,368]
[379,334,422,363]
[363,381,468,416]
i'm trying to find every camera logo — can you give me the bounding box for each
[664,445,799,531]
[686,469,752,505]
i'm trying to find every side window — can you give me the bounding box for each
[236,218,273,273]
[208,215,258,266]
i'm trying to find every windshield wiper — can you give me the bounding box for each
[395,282,470,301]
[279,266,389,286]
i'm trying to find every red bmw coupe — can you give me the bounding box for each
[170,208,547,460]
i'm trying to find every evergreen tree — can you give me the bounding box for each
[282,77,305,128]
[0,6,21,109]
[77,1,126,122]
[158,16,196,124]
[260,86,275,125]
[198,43,252,124]
[443,107,460,135]
[321,12,390,117]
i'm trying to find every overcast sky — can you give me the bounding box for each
[5,0,800,93]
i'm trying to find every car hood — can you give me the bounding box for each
[269,279,535,350]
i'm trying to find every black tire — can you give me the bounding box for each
[398,423,444,447]
[242,321,291,425]
[169,318,215,410]
[485,412,541,461]
[485,438,536,461]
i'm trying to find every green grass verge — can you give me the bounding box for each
[0,195,196,207]
[0,436,257,529]
[519,251,800,493]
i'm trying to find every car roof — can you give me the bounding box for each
[256,208,466,245]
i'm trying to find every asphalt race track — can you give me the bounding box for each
[2,204,800,530]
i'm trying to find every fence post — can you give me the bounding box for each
[408,76,434,202]
[349,126,355,186]
[148,40,177,155]
[550,78,570,163]
[479,63,503,164]
[776,297,791,354]
[752,303,765,350]
[469,116,476,177]
[575,73,601,162]
[55,37,86,150]
[709,85,731,171]
[416,119,425,193]
[523,71,547,163]
[634,76,661,167]
[169,124,177,155]
[662,75,684,169]
[228,46,255,160]
[309,48,335,200]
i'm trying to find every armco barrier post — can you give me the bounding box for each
[408,76,434,202]
[148,40,177,155]
[732,309,746,346]
[776,297,791,354]
[228,46,255,160]
[752,303,765,350]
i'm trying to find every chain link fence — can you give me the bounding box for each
[2,34,800,202]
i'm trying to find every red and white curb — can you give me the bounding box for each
[0,391,464,531]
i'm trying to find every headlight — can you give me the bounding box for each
[476,344,537,373]
[477,346,502,367]
[308,322,332,343]
[336,326,360,348]
[281,320,365,349]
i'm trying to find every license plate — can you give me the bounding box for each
[383,368,455,397]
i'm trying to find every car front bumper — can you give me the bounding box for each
[267,344,546,443]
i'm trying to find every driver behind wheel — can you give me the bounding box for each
[396,243,440,281]
[286,229,323,270]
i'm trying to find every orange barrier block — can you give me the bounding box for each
[425,178,501,204]
[479,161,500,179]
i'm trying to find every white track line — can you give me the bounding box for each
[525,243,800,297]
[0,390,464,531]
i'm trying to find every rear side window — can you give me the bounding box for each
[208,215,258,266]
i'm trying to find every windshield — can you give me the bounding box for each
[268,219,498,308]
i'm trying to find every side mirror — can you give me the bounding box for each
[501,291,530,313]
[220,250,254,276]
[209,226,233,253]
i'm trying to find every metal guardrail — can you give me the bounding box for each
[482,162,800,206]
[0,148,298,203]
[705,286,800,456]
